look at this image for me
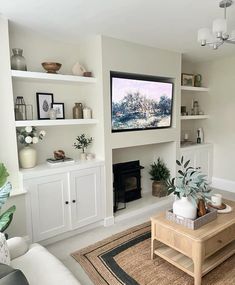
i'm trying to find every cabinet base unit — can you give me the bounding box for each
[20,161,105,242]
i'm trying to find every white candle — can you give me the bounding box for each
[184,133,189,140]
[211,194,222,207]
[83,107,92,119]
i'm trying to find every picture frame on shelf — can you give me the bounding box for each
[36,92,54,120]
[181,73,194,86]
[52,103,65,119]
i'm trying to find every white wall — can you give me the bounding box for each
[0,18,19,188]
[102,36,181,218]
[193,56,235,182]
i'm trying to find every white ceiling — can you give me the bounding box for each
[1,0,235,62]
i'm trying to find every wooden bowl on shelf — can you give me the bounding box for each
[41,62,62,73]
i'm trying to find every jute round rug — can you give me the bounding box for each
[71,222,235,285]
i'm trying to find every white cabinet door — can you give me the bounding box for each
[195,147,213,183]
[70,167,101,229]
[25,173,70,242]
[180,149,196,169]
[180,145,213,183]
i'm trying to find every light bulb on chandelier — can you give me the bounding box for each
[197,0,235,49]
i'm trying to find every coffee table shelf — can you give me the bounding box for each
[154,240,235,278]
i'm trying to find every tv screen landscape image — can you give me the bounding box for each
[111,72,174,132]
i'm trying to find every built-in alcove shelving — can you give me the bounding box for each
[181,115,209,120]
[11,70,97,84]
[181,86,209,92]
[15,119,98,127]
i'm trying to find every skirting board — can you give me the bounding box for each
[104,216,115,227]
[212,177,235,193]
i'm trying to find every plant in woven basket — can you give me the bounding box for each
[149,158,170,197]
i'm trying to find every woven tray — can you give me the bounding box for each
[166,207,217,230]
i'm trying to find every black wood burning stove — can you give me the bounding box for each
[113,160,144,212]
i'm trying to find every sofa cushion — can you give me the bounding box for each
[7,237,28,260]
[11,243,80,285]
[0,263,29,285]
[0,234,10,266]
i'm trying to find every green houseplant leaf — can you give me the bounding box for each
[149,158,170,182]
[0,182,12,209]
[0,164,9,188]
[166,156,211,204]
[0,205,16,232]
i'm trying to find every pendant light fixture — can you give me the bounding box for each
[198,0,235,49]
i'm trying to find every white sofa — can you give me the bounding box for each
[7,237,81,285]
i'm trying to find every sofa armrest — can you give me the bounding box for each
[7,238,29,260]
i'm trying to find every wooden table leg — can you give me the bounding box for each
[192,242,203,285]
[151,221,157,259]
[151,238,157,259]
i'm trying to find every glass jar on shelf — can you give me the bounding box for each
[15,96,26,120]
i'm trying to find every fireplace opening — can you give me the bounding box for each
[113,160,144,212]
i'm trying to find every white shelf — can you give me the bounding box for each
[181,86,209,92]
[11,70,97,84]
[180,143,213,150]
[15,119,98,127]
[19,159,104,179]
[181,115,209,120]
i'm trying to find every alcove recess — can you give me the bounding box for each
[112,142,176,218]
[9,23,105,166]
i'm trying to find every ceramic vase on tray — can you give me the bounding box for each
[173,196,197,220]
[19,146,37,169]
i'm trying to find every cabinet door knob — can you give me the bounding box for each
[65,201,69,205]
[72,200,76,203]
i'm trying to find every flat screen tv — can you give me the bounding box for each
[111,71,174,132]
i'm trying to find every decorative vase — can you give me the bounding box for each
[73,103,83,119]
[194,74,202,87]
[83,107,92,119]
[11,48,27,71]
[19,146,37,169]
[72,62,86,76]
[173,196,197,220]
[80,153,87,160]
[49,107,57,120]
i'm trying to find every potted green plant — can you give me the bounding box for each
[74,134,93,160]
[166,156,211,220]
[0,163,16,235]
[149,158,170,197]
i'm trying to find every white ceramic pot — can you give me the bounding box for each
[80,152,87,160]
[173,196,197,220]
[72,62,86,76]
[19,146,37,169]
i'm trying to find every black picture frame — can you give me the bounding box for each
[52,103,65,119]
[36,93,54,120]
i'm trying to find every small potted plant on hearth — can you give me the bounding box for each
[166,156,211,220]
[149,158,170,197]
[74,134,93,160]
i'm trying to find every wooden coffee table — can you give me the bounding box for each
[151,199,235,285]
